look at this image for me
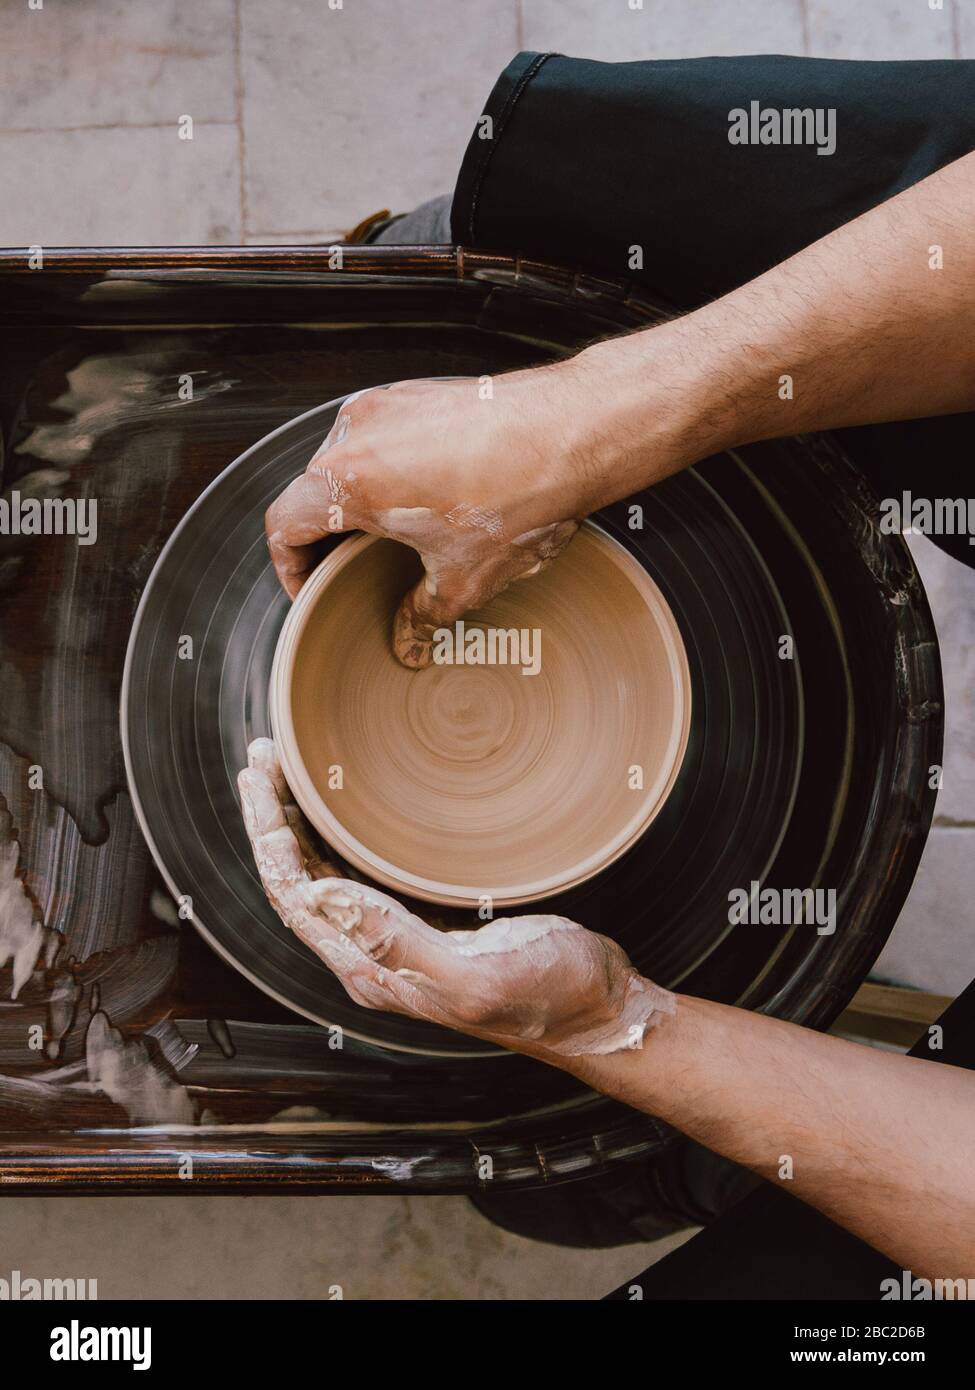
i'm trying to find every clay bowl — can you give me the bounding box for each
[269,521,691,908]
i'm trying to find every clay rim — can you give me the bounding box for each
[269,521,693,908]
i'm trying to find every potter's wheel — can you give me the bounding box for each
[122,396,935,1058]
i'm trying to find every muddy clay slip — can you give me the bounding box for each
[269,520,692,908]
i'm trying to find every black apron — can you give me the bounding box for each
[452,51,975,568]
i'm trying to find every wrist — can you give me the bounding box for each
[553,985,692,1106]
[528,974,678,1071]
[570,302,786,509]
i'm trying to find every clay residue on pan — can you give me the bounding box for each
[85,1010,195,1127]
[275,524,691,906]
[0,797,52,999]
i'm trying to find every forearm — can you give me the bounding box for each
[562,150,975,509]
[559,994,975,1279]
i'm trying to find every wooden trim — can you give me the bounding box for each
[835,982,953,1049]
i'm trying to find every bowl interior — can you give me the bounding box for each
[270,522,691,906]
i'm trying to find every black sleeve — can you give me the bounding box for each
[452,51,975,306]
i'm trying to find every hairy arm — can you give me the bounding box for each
[570,996,975,1282]
[573,149,975,507]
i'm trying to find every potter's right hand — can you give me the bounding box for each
[238,738,674,1059]
[270,149,975,671]
[265,367,605,669]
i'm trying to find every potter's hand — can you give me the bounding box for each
[240,747,975,1282]
[238,738,674,1058]
[265,368,603,669]
[268,154,975,671]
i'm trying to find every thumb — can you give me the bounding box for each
[391,520,580,669]
[392,558,507,669]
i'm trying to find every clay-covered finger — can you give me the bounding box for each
[301,926,452,1026]
[299,878,464,982]
[265,473,351,599]
[294,921,376,990]
[246,737,337,878]
[238,765,306,902]
[390,526,579,670]
[239,754,451,1026]
[238,762,286,840]
[247,736,290,799]
[284,807,338,880]
[391,580,440,668]
[391,561,500,669]
[286,892,453,1025]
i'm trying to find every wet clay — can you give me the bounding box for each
[270,522,691,907]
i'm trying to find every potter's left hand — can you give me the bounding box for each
[238,738,673,1059]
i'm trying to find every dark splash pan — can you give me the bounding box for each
[0,248,942,1192]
